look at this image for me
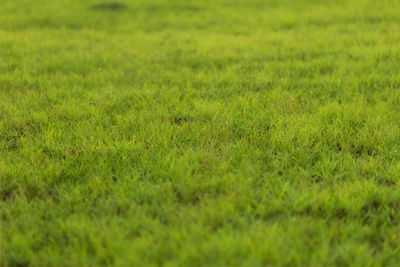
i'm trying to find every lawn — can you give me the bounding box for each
[1,0,400,266]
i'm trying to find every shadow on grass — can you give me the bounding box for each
[91,2,127,11]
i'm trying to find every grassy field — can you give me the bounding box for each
[1,0,400,266]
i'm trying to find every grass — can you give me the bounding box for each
[1,0,400,266]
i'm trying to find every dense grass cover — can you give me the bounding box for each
[1,0,400,266]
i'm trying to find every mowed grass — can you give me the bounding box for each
[1,0,400,266]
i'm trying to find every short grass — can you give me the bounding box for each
[1,0,400,266]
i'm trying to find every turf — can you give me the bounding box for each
[1,0,400,266]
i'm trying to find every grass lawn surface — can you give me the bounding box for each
[1,0,400,266]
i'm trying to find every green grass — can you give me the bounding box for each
[1,0,400,266]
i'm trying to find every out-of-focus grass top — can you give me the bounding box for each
[1,0,400,266]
